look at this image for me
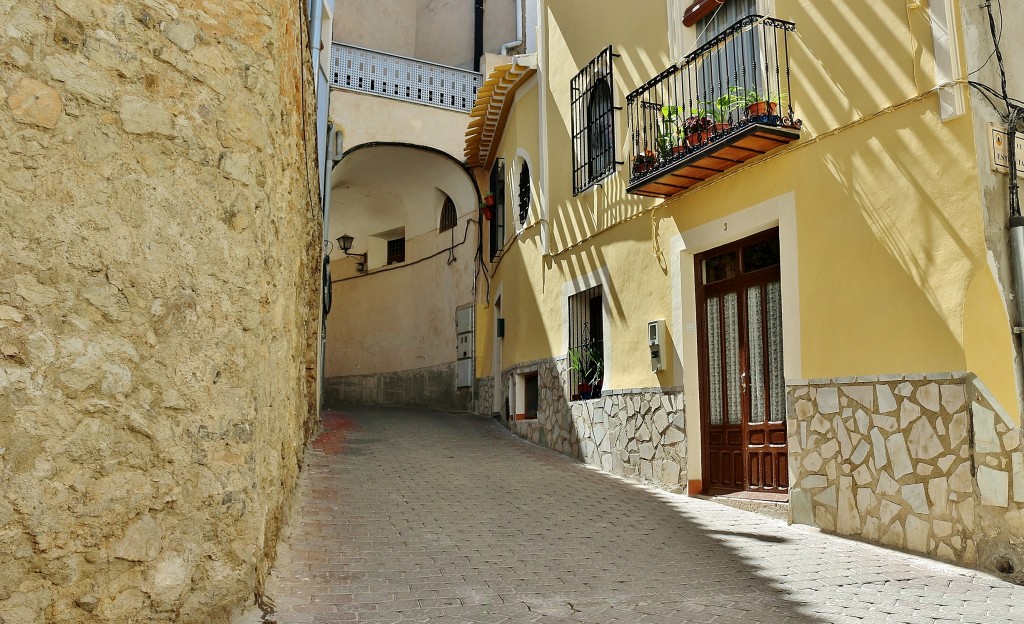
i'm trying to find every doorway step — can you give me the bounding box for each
[696,491,789,521]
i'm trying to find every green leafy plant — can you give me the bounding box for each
[567,345,603,386]
[730,86,788,107]
[655,105,685,158]
[694,91,746,124]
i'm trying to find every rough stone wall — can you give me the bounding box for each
[788,373,1024,581]
[325,362,472,411]
[492,358,688,492]
[0,1,321,622]
[475,375,494,416]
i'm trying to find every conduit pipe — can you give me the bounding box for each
[1007,110,1024,337]
[500,0,524,56]
[474,0,484,71]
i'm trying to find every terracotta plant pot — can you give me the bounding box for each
[483,194,495,207]
[746,101,779,117]
[686,131,712,146]
[633,161,655,176]
[482,204,494,220]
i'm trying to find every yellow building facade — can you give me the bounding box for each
[470,0,1024,579]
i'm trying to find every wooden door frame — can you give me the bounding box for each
[694,227,782,494]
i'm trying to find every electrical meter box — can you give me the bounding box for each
[648,319,666,372]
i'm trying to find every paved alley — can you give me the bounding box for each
[236,406,1024,624]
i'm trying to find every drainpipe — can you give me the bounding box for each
[500,0,524,56]
[474,0,484,71]
[318,124,344,411]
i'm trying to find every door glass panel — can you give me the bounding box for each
[704,251,737,284]
[724,292,741,425]
[742,238,781,273]
[747,285,765,424]
[707,296,723,425]
[767,280,785,422]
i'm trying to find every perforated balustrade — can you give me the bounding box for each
[329,43,483,113]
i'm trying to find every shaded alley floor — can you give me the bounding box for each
[235,406,1024,623]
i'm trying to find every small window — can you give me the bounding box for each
[439,195,457,232]
[571,46,617,196]
[518,161,531,226]
[567,286,604,401]
[515,371,539,420]
[386,237,405,265]
[489,159,505,260]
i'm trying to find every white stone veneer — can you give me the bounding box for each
[478,358,687,491]
[788,373,1024,581]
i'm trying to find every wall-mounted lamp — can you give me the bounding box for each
[337,234,367,273]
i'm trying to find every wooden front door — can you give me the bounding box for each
[697,229,788,494]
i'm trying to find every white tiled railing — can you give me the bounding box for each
[329,43,482,113]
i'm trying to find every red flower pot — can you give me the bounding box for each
[746,101,779,117]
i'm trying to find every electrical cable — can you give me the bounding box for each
[448,216,457,264]
[969,0,1003,77]
[332,218,477,283]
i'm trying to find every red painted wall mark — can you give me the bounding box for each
[312,410,358,454]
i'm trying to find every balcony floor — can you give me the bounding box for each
[628,123,801,198]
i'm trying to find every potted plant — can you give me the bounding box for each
[567,345,603,400]
[683,113,714,146]
[731,86,787,118]
[656,105,686,158]
[632,148,659,176]
[480,192,495,220]
[686,92,743,146]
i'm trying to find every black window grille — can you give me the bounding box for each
[386,237,405,265]
[518,161,530,226]
[567,286,604,400]
[439,195,457,232]
[571,46,619,196]
[489,159,505,260]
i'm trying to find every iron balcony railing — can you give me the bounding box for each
[626,15,801,184]
[329,43,483,113]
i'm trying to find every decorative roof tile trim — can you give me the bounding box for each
[464,58,537,170]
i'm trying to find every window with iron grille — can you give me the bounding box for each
[386,237,405,265]
[488,159,505,260]
[518,161,530,226]
[439,194,457,232]
[571,46,619,196]
[567,286,604,400]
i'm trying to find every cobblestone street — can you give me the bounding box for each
[235,406,1024,624]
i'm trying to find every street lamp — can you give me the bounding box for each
[336,234,366,272]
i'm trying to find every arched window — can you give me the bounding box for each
[587,78,614,181]
[439,194,457,232]
[570,47,617,195]
[518,161,531,227]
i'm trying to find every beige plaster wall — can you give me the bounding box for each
[330,89,472,158]
[0,1,321,621]
[334,0,517,69]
